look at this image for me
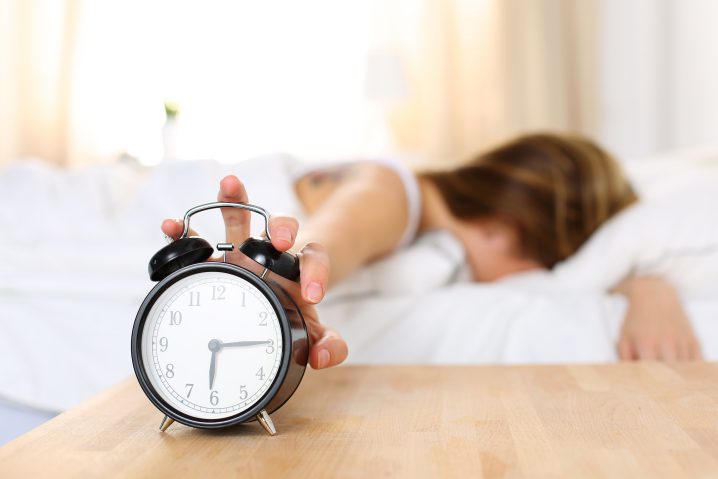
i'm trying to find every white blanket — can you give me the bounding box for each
[1,152,717,412]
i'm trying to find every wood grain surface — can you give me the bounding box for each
[2,363,718,478]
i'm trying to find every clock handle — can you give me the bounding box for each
[180,201,272,241]
[180,202,300,281]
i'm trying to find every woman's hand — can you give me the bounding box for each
[161,175,348,370]
[614,276,702,361]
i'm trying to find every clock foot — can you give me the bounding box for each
[256,409,276,436]
[159,415,174,432]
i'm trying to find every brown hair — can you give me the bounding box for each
[421,133,638,268]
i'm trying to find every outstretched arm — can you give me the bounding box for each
[292,161,411,287]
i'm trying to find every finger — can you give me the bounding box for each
[268,215,299,252]
[658,340,678,362]
[309,329,348,369]
[689,339,704,361]
[217,175,250,245]
[617,338,635,361]
[679,338,698,361]
[298,242,330,304]
[161,218,199,239]
[636,340,658,361]
[675,339,689,361]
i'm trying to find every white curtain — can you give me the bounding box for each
[382,0,599,168]
[384,0,718,166]
[1,0,716,167]
[598,0,718,159]
[0,0,79,166]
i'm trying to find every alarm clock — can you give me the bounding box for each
[131,202,309,436]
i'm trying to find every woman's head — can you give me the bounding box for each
[421,132,637,278]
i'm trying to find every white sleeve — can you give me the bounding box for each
[368,157,421,249]
[286,156,421,250]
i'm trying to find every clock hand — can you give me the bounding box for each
[220,340,271,348]
[208,339,221,390]
[209,350,217,389]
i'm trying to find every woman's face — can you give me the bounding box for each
[451,218,543,282]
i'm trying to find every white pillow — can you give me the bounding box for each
[328,183,718,299]
[550,184,718,296]
[325,230,468,300]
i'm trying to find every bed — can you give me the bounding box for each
[1,149,717,429]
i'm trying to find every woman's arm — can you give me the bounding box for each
[293,161,411,287]
[613,276,702,361]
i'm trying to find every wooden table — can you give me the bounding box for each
[2,364,718,478]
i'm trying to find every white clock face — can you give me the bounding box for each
[140,271,283,420]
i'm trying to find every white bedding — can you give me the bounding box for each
[1,151,717,413]
[321,231,718,364]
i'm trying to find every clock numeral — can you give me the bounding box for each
[188,291,201,307]
[241,291,246,307]
[169,311,182,326]
[165,363,175,378]
[256,366,265,381]
[185,383,194,398]
[239,385,248,400]
[212,285,226,301]
[258,311,267,326]
[210,390,219,406]
[265,339,274,354]
[159,337,168,352]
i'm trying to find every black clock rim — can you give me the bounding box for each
[131,261,292,429]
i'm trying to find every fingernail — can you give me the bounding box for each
[275,226,292,244]
[306,282,323,303]
[318,349,330,369]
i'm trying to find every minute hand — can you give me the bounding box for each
[221,340,271,348]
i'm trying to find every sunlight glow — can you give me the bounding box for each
[70,1,374,165]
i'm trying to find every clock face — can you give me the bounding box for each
[139,270,284,421]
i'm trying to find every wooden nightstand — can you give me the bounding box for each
[1,364,717,478]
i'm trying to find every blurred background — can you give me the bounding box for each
[1,0,717,169]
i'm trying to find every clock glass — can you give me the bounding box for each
[140,271,283,420]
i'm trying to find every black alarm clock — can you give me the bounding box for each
[131,202,308,436]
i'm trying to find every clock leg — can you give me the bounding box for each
[256,409,277,436]
[159,415,175,432]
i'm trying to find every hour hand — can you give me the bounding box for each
[221,340,271,348]
[208,339,221,389]
[209,350,217,390]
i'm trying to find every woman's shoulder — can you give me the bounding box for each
[292,157,422,247]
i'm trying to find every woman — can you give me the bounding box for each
[161,132,702,369]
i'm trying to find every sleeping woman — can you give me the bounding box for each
[161,133,702,369]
